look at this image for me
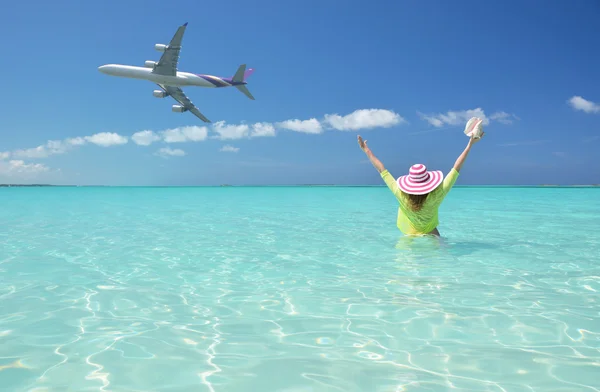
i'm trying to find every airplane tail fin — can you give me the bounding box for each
[232,64,255,100]
[232,64,254,83]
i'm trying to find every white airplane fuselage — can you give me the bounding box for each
[97,22,255,123]
[98,64,218,88]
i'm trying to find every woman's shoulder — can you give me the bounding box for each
[426,185,445,203]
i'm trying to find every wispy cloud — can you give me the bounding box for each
[162,126,208,143]
[276,118,323,134]
[418,108,489,128]
[0,159,50,177]
[497,139,551,147]
[7,132,127,160]
[84,132,128,147]
[553,151,566,158]
[132,130,161,146]
[250,122,276,137]
[155,147,186,158]
[204,121,277,140]
[417,108,518,128]
[11,139,74,159]
[220,145,240,153]
[212,122,252,140]
[490,111,520,124]
[0,108,406,165]
[273,108,406,135]
[568,96,600,114]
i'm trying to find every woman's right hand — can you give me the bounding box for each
[357,135,370,152]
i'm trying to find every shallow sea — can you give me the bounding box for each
[1,186,599,391]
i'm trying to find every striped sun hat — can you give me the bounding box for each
[397,164,444,195]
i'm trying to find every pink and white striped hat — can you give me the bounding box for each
[397,164,443,195]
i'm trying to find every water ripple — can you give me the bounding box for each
[0,186,599,391]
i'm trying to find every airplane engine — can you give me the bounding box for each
[153,90,167,98]
[172,104,187,113]
[144,60,156,68]
[154,44,168,52]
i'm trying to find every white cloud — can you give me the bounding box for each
[1,108,408,165]
[211,121,276,140]
[418,108,489,128]
[66,137,86,146]
[2,131,128,161]
[0,160,50,175]
[0,159,58,185]
[251,122,276,137]
[418,108,519,127]
[46,140,69,153]
[132,130,161,146]
[323,109,405,131]
[210,109,402,140]
[220,145,240,153]
[11,145,49,159]
[420,116,444,127]
[9,160,49,173]
[162,126,208,143]
[212,121,250,140]
[568,96,600,114]
[11,139,73,159]
[155,147,186,158]
[85,132,128,147]
[490,111,519,124]
[276,118,323,134]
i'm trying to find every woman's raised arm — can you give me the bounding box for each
[358,135,386,173]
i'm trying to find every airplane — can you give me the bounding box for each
[98,22,254,123]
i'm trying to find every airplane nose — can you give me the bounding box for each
[98,65,108,73]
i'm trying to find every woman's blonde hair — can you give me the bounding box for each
[404,192,430,211]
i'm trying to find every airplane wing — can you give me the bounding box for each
[158,84,211,123]
[152,23,188,76]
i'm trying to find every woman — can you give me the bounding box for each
[358,132,484,236]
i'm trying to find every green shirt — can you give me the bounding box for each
[380,168,460,235]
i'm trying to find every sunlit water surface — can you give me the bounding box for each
[1,186,599,391]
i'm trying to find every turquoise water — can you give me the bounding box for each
[1,186,599,391]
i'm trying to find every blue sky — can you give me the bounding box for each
[0,0,599,185]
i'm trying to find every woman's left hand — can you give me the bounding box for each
[468,131,485,146]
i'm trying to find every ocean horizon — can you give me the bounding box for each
[2,184,600,188]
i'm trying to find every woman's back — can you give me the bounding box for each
[380,167,460,235]
[356,125,484,236]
